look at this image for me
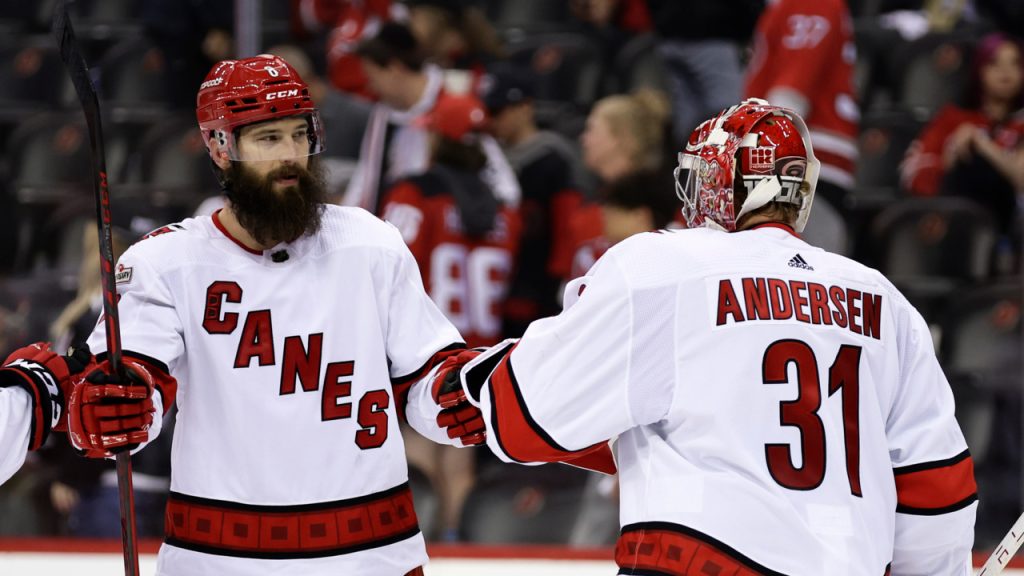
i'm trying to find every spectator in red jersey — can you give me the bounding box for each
[744,0,857,254]
[479,62,587,337]
[380,96,521,539]
[901,33,1024,237]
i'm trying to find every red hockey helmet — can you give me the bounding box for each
[196,54,324,161]
[674,98,819,232]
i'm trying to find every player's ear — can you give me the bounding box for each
[207,136,231,170]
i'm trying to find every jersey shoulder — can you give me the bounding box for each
[317,204,408,254]
[121,216,211,263]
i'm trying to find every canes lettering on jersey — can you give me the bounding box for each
[714,277,883,339]
[201,280,386,443]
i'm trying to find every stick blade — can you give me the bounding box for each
[51,0,99,110]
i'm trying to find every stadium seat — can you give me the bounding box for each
[98,36,170,119]
[460,465,589,544]
[869,197,997,321]
[0,36,71,110]
[938,280,1022,541]
[6,112,93,195]
[485,0,572,32]
[408,465,441,541]
[505,32,604,110]
[854,109,926,193]
[940,280,1022,396]
[69,0,144,40]
[890,33,974,116]
[131,115,220,199]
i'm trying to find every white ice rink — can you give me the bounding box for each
[0,543,1019,575]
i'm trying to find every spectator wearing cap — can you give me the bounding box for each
[344,22,520,214]
[480,63,588,337]
[380,95,520,541]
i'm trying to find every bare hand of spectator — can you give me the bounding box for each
[943,124,979,168]
[203,29,233,62]
[50,481,79,515]
[570,0,620,26]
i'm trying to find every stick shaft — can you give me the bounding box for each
[52,3,139,575]
[978,511,1024,575]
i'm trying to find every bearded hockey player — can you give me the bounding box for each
[61,54,484,576]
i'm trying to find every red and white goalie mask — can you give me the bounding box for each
[674,98,819,232]
[196,54,325,162]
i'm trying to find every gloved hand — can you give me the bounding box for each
[431,349,486,447]
[0,342,95,449]
[67,358,156,458]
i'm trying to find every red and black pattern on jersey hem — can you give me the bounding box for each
[389,342,465,422]
[487,353,608,464]
[894,449,978,515]
[95,349,178,414]
[164,482,420,560]
[616,522,786,576]
[0,363,56,451]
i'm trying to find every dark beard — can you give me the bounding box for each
[223,158,328,246]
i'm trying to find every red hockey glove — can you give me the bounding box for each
[0,342,95,450]
[68,358,156,459]
[431,349,486,446]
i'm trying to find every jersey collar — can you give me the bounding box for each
[747,222,799,238]
[212,209,262,255]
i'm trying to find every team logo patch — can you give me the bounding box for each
[746,146,776,174]
[115,263,133,284]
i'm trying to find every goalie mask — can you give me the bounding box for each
[674,98,819,232]
[196,54,324,162]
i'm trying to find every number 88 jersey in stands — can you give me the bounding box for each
[383,165,521,347]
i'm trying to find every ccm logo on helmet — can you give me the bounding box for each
[200,77,224,90]
[266,90,299,100]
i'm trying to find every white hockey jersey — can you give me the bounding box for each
[466,224,977,576]
[87,205,463,576]
[0,386,31,485]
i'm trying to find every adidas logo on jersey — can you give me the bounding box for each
[788,254,814,271]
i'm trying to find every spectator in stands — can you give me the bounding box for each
[406,0,504,73]
[647,0,763,144]
[300,0,406,101]
[380,95,520,540]
[580,89,671,185]
[745,0,858,254]
[479,62,586,336]
[570,0,654,62]
[571,89,673,275]
[901,33,1024,237]
[346,22,520,214]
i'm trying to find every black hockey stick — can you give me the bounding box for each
[52,3,140,575]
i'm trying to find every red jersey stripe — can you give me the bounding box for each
[488,353,610,465]
[894,450,977,514]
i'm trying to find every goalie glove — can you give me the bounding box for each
[68,358,157,459]
[0,342,95,450]
[431,349,486,446]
